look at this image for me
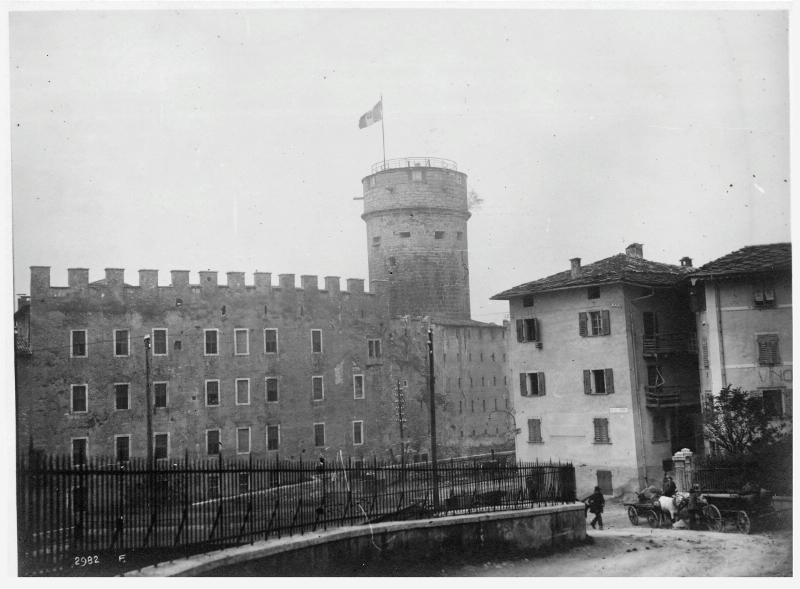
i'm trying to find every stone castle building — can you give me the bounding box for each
[15,157,514,464]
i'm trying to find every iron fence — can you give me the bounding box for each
[17,453,575,576]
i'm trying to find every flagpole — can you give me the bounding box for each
[380,93,387,169]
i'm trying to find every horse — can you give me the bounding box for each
[655,491,690,525]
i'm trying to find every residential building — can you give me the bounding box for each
[688,243,792,440]
[492,244,701,496]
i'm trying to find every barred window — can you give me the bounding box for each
[71,330,87,358]
[312,376,324,401]
[267,425,280,451]
[154,382,168,408]
[266,377,279,403]
[264,329,278,354]
[114,383,130,410]
[314,423,326,447]
[204,329,219,355]
[153,329,168,355]
[114,329,129,357]
[154,433,169,460]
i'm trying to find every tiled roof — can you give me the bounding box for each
[689,243,791,278]
[492,253,691,300]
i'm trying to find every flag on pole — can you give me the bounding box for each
[358,100,383,129]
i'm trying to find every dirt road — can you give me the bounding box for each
[443,504,792,577]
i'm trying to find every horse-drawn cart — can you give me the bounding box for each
[702,491,776,534]
[624,491,663,528]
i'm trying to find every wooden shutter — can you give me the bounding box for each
[757,335,779,366]
[601,310,611,335]
[583,370,592,394]
[578,312,588,337]
[532,318,540,342]
[604,369,614,394]
[519,373,528,397]
[516,320,525,342]
[537,372,546,396]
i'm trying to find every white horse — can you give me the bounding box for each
[655,492,689,525]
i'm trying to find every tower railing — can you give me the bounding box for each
[370,157,458,174]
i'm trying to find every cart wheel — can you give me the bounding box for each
[647,510,661,528]
[736,511,751,534]
[627,506,639,526]
[704,504,723,532]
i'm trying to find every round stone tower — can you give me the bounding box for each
[361,157,471,321]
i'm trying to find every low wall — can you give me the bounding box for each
[129,503,585,576]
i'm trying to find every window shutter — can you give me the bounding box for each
[532,318,540,342]
[519,373,528,397]
[765,288,775,302]
[784,390,792,416]
[516,320,524,342]
[583,370,592,394]
[601,310,611,335]
[757,335,779,366]
[604,369,614,394]
[578,312,588,337]
[537,372,546,395]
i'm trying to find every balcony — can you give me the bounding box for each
[642,332,697,357]
[645,385,701,408]
[371,157,458,174]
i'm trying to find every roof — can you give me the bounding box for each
[492,253,691,300]
[689,243,791,279]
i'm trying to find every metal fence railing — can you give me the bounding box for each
[17,453,576,576]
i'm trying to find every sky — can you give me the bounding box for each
[8,4,791,324]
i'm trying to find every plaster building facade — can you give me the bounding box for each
[688,243,792,438]
[15,157,513,464]
[492,244,702,496]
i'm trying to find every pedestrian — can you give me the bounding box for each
[687,484,702,530]
[663,475,677,498]
[585,486,605,530]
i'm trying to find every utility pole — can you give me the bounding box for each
[144,335,153,467]
[427,327,439,510]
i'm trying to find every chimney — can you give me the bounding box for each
[625,243,644,259]
[680,256,693,268]
[570,258,582,279]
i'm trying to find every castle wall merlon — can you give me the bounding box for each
[227,272,245,290]
[171,270,191,288]
[139,270,158,289]
[279,273,295,291]
[199,271,218,291]
[30,266,51,294]
[301,275,318,291]
[254,272,272,293]
[325,276,340,294]
[347,278,364,294]
[68,268,89,289]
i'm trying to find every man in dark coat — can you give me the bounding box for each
[663,476,677,497]
[686,484,703,530]
[586,486,605,530]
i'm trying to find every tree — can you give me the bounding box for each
[703,385,787,455]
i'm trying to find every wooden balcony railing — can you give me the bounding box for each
[642,332,697,356]
[645,385,701,408]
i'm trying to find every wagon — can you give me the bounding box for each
[623,492,663,528]
[702,491,776,534]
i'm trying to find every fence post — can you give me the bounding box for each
[672,448,694,492]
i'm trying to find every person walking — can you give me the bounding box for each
[586,486,605,530]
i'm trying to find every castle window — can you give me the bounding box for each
[71,438,88,466]
[204,329,219,356]
[206,429,221,455]
[71,384,88,413]
[114,383,130,410]
[266,377,279,403]
[71,330,87,358]
[434,231,445,240]
[588,286,601,299]
[205,380,220,407]
[314,423,326,447]
[234,329,249,356]
[584,369,614,395]
[235,378,250,405]
[312,376,324,401]
[353,374,365,399]
[399,231,411,238]
[264,329,278,354]
[114,329,129,357]
[353,421,364,445]
[237,427,251,454]
[267,425,280,451]
[154,433,169,460]
[153,329,168,356]
[154,382,168,408]
[368,339,382,360]
[115,435,130,463]
[372,236,381,247]
[311,329,323,353]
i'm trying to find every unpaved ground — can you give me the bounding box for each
[442,503,793,577]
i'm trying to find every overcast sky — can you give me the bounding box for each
[9,5,790,323]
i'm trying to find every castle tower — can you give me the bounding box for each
[361,157,471,320]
